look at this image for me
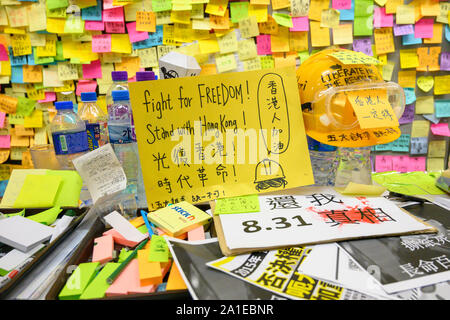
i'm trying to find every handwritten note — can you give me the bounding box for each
[215,194,260,215]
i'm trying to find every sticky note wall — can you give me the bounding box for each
[0,0,448,176]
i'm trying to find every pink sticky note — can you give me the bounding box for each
[38,92,56,103]
[103,229,140,247]
[375,155,393,172]
[0,112,5,128]
[76,80,98,96]
[106,260,156,296]
[392,155,409,173]
[126,22,149,43]
[187,225,205,241]
[430,123,450,137]
[290,16,309,31]
[103,7,124,22]
[82,60,102,79]
[103,0,120,10]
[374,7,393,28]
[415,18,434,38]
[105,21,125,33]
[0,44,8,61]
[0,135,11,148]
[92,34,111,52]
[408,157,426,172]
[256,35,272,55]
[92,235,114,264]
[332,0,351,9]
[85,20,105,31]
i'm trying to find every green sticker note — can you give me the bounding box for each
[16,97,36,117]
[118,249,133,263]
[4,209,25,218]
[272,13,293,28]
[214,194,260,215]
[229,1,249,23]
[47,170,83,207]
[13,174,62,208]
[353,15,373,36]
[148,235,169,263]
[79,263,120,300]
[152,0,172,12]
[46,0,69,11]
[58,262,100,300]
[27,206,62,225]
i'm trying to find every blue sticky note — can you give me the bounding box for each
[375,143,391,151]
[435,100,450,118]
[404,88,416,105]
[8,47,28,66]
[132,26,163,49]
[0,180,8,198]
[27,53,35,65]
[422,113,440,124]
[82,1,102,21]
[339,0,355,21]
[410,137,428,155]
[402,33,422,45]
[392,134,410,152]
[445,25,450,42]
[11,66,24,84]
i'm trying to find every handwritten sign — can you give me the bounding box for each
[129,67,314,210]
[215,194,260,215]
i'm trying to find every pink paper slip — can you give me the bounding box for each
[92,34,111,52]
[0,45,8,61]
[257,35,272,55]
[82,60,102,79]
[103,7,124,22]
[0,135,11,148]
[392,155,409,173]
[408,157,426,172]
[430,123,450,137]
[375,155,393,172]
[126,22,149,43]
[76,80,98,96]
[38,92,56,103]
[374,7,393,28]
[415,18,434,38]
[85,21,105,31]
[290,17,309,31]
[332,0,351,9]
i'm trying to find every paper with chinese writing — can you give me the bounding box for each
[128,67,314,210]
[217,187,434,252]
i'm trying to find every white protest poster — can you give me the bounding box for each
[158,51,201,79]
[215,187,435,255]
[72,143,127,204]
[206,247,384,300]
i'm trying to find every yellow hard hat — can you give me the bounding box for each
[297,48,405,148]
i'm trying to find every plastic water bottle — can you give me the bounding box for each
[334,147,373,187]
[106,71,129,110]
[50,101,89,170]
[108,90,139,197]
[307,137,339,186]
[79,92,109,151]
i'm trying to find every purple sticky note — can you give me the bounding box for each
[0,135,11,149]
[82,60,102,79]
[38,92,56,103]
[0,112,5,128]
[332,0,351,10]
[430,123,450,137]
[408,157,426,172]
[392,156,409,173]
[398,104,415,124]
[126,22,149,43]
[440,52,450,71]
[257,35,272,55]
[352,38,373,56]
[415,18,434,39]
[103,7,124,22]
[76,80,98,96]
[374,7,393,28]
[393,24,414,36]
[375,155,393,172]
[85,21,105,31]
[290,17,309,31]
[0,44,8,61]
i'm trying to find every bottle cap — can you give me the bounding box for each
[55,101,74,110]
[80,92,97,102]
[136,71,156,82]
[111,71,128,82]
[112,90,130,102]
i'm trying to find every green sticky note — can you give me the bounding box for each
[118,249,133,263]
[47,170,83,207]
[59,262,100,300]
[0,268,8,276]
[33,48,55,65]
[137,224,148,234]
[8,114,25,125]
[214,194,260,215]
[148,235,169,263]
[27,206,62,225]
[272,13,293,28]
[354,0,374,16]
[46,0,69,11]
[4,209,25,218]
[13,175,62,208]
[16,97,36,117]
[64,16,85,34]
[55,41,65,61]
[152,0,172,12]
[353,15,373,36]
[230,2,249,23]
[384,184,426,196]
[79,263,120,300]
[260,56,274,69]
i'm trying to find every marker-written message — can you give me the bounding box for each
[129,67,314,210]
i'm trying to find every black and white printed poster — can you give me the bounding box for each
[338,203,450,293]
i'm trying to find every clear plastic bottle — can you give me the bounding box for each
[106,71,129,110]
[79,92,109,151]
[307,137,339,186]
[108,90,139,197]
[334,147,373,187]
[50,101,89,170]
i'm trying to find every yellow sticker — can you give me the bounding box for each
[328,50,381,65]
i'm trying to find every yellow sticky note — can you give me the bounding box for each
[309,0,329,21]
[11,34,32,56]
[415,95,434,114]
[243,56,262,71]
[332,24,353,45]
[434,75,450,95]
[215,53,237,73]
[338,182,387,196]
[5,6,28,28]
[171,10,191,24]
[258,15,278,35]
[239,16,260,38]
[205,0,229,17]
[136,11,156,32]
[273,52,297,68]
[23,109,43,128]
[396,5,416,24]
[0,94,18,114]
[347,89,399,129]
[270,26,290,53]
[199,64,218,75]
[36,36,57,57]
[289,31,308,52]
[427,158,445,172]
[411,120,430,138]
[424,23,443,44]
[310,21,330,48]
[328,51,381,66]
[218,30,238,54]
[115,56,140,78]
[428,140,447,158]
[399,49,419,69]
[385,0,403,14]
[420,0,440,16]
[248,4,268,23]
[271,0,291,10]
[437,2,449,24]
[209,9,230,30]
[237,38,257,61]
[382,61,395,81]
[13,174,62,208]
[198,35,220,54]
[374,27,395,55]
[417,76,434,93]
[27,4,46,32]
[397,70,416,88]
[47,17,67,34]
[321,9,340,28]
[137,47,158,68]
[111,34,132,54]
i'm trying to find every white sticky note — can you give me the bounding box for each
[103,211,147,243]
[0,243,44,271]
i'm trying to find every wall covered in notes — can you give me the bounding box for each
[0,0,448,179]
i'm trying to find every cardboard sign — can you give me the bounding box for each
[129,67,314,209]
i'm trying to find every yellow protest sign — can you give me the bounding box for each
[347,89,399,129]
[128,67,314,210]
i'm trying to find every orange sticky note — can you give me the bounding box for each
[22,65,43,83]
[374,27,395,55]
[273,52,297,68]
[289,31,308,52]
[129,216,145,228]
[424,23,442,44]
[137,250,163,286]
[417,46,441,72]
[209,9,230,29]
[0,94,18,113]
[200,64,218,75]
[136,11,156,32]
[258,15,278,35]
[115,56,140,78]
[385,0,403,14]
[166,263,188,291]
[270,26,290,52]
[309,0,329,21]
[397,70,417,88]
[310,21,330,47]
